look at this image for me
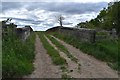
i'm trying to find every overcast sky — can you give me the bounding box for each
[1,0,113,2]
[0,0,114,31]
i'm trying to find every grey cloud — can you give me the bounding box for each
[25,2,108,14]
[31,21,44,25]
[63,21,73,25]
[1,17,43,25]
[1,17,34,22]
[1,2,23,12]
[43,23,54,26]
[2,2,107,14]
[1,2,108,31]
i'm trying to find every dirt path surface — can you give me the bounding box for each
[52,35,118,78]
[26,35,61,78]
[45,35,81,78]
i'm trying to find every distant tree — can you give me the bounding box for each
[2,18,17,34]
[6,18,12,22]
[77,22,87,28]
[75,25,79,28]
[57,15,64,27]
[76,1,120,35]
[110,1,120,36]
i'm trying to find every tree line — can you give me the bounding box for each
[77,1,120,36]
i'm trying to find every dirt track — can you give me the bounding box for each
[26,35,61,78]
[26,34,118,78]
[45,35,81,78]
[51,35,118,78]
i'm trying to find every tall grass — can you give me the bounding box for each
[2,30,35,78]
[52,32,119,70]
[38,32,66,65]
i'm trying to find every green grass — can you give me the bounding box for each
[52,32,119,71]
[2,31,35,78]
[46,34,78,63]
[38,32,66,65]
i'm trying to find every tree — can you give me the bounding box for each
[57,15,64,27]
[110,1,120,36]
[76,1,120,35]
[77,22,87,28]
[6,18,12,23]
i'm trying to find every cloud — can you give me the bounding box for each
[1,0,113,3]
[1,2,23,12]
[2,2,108,14]
[1,2,108,31]
[24,2,108,14]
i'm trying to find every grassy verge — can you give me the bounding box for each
[52,32,118,71]
[2,32,35,78]
[38,32,66,65]
[46,34,78,63]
